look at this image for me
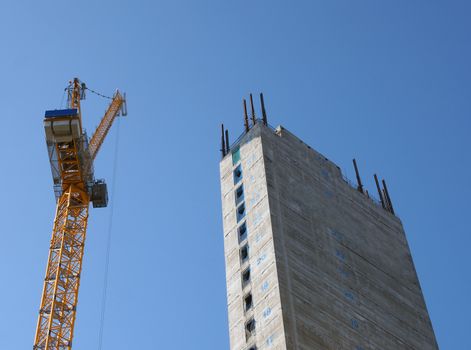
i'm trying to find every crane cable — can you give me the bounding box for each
[86,86,113,100]
[97,117,121,350]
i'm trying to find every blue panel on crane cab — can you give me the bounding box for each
[44,108,78,118]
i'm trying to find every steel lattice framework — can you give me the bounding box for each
[34,186,89,349]
[33,78,126,349]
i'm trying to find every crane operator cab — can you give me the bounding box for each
[43,108,108,208]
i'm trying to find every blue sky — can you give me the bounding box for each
[0,1,469,349]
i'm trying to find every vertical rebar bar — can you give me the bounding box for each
[243,99,249,132]
[374,174,386,209]
[260,93,267,125]
[249,93,256,125]
[352,159,364,193]
[221,124,226,157]
[382,179,395,215]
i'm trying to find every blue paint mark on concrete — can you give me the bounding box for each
[262,281,269,292]
[328,228,344,242]
[337,267,351,278]
[335,249,346,261]
[351,318,359,329]
[255,232,263,243]
[257,253,267,266]
[344,291,355,301]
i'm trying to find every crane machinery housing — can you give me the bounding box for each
[34,78,127,349]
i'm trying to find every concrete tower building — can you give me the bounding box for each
[219,98,438,350]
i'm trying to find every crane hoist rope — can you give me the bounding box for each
[97,117,120,350]
[33,78,128,350]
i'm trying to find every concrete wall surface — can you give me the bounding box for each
[220,123,438,350]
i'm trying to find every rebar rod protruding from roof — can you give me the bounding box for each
[382,179,395,215]
[225,129,230,154]
[260,93,267,125]
[352,159,364,194]
[374,174,386,209]
[243,99,249,132]
[249,93,256,125]
[382,189,390,211]
[221,124,226,158]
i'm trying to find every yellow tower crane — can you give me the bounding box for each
[34,78,127,349]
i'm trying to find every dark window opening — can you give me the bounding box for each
[248,347,257,350]
[233,164,243,184]
[244,293,253,311]
[236,202,246,222]
[238,222,248,242]
[242,267,251,286]
[235,185,244,205]
[240,244,249,263]
[245,318,256,340]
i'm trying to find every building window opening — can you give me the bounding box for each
[238,222,248,242]
[233,164,243,184]
[242,267,251,286]
[236,202,246,222]
[235,184,244,205]
[248,346,257,350]
[240,244,249,263]
[244,293,253,311]
[245,318,256,340]
[232,147,241,165]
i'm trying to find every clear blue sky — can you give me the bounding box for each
[0,1,469,349]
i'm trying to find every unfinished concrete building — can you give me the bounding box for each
[219,95,438,350]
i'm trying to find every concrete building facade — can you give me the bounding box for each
[219,121,438,350]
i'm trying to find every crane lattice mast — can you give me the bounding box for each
[34,78,127,350]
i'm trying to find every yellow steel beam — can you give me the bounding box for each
[34,185,89,350]
[66,78,84,132]
[88,91,124,161]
